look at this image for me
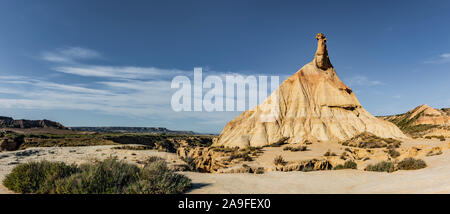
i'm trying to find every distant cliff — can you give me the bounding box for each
[70,126,196,134]
[0,116,67,129]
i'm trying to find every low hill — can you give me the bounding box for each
[378,104,450,138]
[0,116,67,130]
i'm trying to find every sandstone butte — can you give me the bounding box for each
[214,33,407,148]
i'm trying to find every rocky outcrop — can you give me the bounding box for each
[215,33,406,148]
[379,104,450,137]
[275,159,332,172]
[0,135,24,151]
[0,116,67,129]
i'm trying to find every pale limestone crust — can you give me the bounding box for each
[214,33,406,148]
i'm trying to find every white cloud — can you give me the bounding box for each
[53,65,185,79]
[424,53,450,64]
[345,75,383,87]
[41,47,102,63]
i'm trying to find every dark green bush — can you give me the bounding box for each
[323,150,337,156]
[54,158,141,194]
[3,157,191,194]
[333,160,357,170]
[365,161,395,173]
[387,149,400,158]
[397,158,427,170]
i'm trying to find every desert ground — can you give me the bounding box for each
[1,138,449,194]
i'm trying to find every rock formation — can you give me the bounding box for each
[379,104,450,137]
[0,116,67,129]
[214,33,406,148]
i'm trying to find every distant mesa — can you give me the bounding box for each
[70,127,196,135]
[0,116,196,135]
[0,116,67,130]
[379,104,450,138]
[214,33,406,148]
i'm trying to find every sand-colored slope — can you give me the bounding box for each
[185,140,450,194]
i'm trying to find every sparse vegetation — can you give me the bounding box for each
[341,132,402,148]
[3,157,191,194]
[265,138,289,147]
[333,160,357,170]
[397,158,427,170]
[283,145,307,152]
[323,150,337,156]
[113,145,153,150]
[365,161,395,173]
[228,150,253,161]
[387,149,401,158]
[254,167,265,174]
[180,156,197,171]
[273,155,286,166]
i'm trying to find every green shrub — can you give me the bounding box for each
[55,157,141,194]
[387,149,400,158]
[365,161,395,173]
[2,161,78,193]
[333,160,357,170]
[181,156,197,171]
[397,158,427,170]
[3,157,191,194]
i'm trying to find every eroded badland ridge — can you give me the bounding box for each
[379,104,450,138]
[215,33,405,148]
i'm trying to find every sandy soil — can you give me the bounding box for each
[1,139,449,194]
[184,148,450,194]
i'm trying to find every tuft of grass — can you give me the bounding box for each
[365,161,395,173]
[323,150,337,157]
[254,167,264,174]
[113,145,153,150]
[273,155,286,166]
[283,145,307,152]
[3,157,191,194]
[333,160,357,170]
[397,158,426,170]
[228,151,252,161]
[387,149,401,158]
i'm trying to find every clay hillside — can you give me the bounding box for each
[214,33,406,148]
[379,104,450,138]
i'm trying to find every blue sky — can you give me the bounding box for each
[0,0,449,133]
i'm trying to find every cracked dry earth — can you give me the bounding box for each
[1,139,450,194]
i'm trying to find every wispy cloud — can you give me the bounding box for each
[424,53,450,64]
[345,75,383,87]
[41,47,102,63]
[53,65,184,79]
